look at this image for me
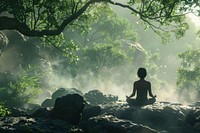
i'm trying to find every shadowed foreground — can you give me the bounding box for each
[0,88,200,133]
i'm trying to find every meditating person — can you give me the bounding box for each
[126,67,156,106]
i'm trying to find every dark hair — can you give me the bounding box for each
[137,68,147,79]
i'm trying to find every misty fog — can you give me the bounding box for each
[1,3,200,106]
[110,3,200,103]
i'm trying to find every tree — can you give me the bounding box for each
[177,47,200,97]
[0,0,199,37]
[48,5,139,75]
[46,5,166,91]
[82,43,133,73]
[0,2,169,108]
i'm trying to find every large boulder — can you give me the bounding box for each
[82,105,101,120]
[2,100,200,133]
[51,88,70,100]
[41,98,54,108]
[81,114,157,133]
[101,101,193,132]
[32,108,50,118]
[185,107,200,132]
[84,90,118,106]
[49,94,85,125]
[185,107,200,126]
[52,88,83,100]
[41,88,83,108]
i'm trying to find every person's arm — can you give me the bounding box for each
[130,82,136,97]
[148,82,155,98]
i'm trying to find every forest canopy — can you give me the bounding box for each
[0,0,200,110]
[0,0,200,37]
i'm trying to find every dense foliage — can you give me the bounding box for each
[0,3,168,108]
[0,65,47,108]
[46,6,166,91]
[0,0,200,108]
[0,0,199,37]
[64,6,139,74]
[0,102,10,117]
[177,48,200,96]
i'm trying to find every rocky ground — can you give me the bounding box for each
[1,88,200,133]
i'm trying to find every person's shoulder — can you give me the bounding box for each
[146,80,150,83]
[134,80,140,83]
[145,80,151,84]
[134,80,139,85]
[134,80,139,83]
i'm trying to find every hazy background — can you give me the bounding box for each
[1,3,200,105]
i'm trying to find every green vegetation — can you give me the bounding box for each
[0,102,10,117]
[40,33,79,62]
[177,48,200,95]
[0,65,46,108]
[0,0,200,108]
[62,6,139,75]
[1,0,199,38]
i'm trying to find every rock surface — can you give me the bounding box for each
[42,88,83,108]
[81,114,157,133]
[49,94,85,125]
[82,105,101,120]
[0,117,83,133]
[185,107,200,132]
[84,90,118,105]
[1,90,200,133]
[32,108,50,118]
[101,101,196,132]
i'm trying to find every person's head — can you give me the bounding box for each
[137,68,147,79]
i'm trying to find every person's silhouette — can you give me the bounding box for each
[126,68,156,106]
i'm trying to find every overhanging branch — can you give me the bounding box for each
[0,0,192,37]
[0,0,95,37]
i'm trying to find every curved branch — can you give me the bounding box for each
[0,0,95,37]
[0,0,192,37]
[107,0,141,15]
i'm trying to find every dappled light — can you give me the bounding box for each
[1,0,200,133]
